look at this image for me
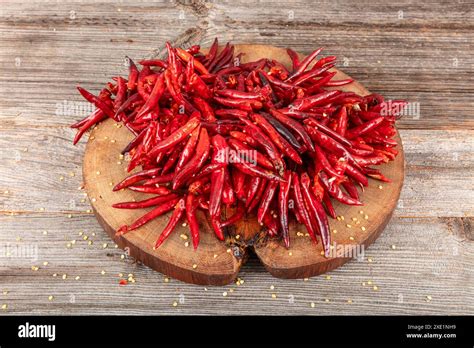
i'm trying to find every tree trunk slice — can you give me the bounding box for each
[82,44,404,285]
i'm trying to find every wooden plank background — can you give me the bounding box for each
[0,0,472,315]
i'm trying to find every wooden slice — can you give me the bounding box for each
[83,44,404,285]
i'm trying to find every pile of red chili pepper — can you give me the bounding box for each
[72,39,405,256]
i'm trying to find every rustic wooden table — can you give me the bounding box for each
[0,0,472,315]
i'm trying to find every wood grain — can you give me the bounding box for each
[0,0,472,314]
[0,213,472,315]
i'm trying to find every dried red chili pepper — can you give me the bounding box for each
[300,172,330,256]
[148,117,200,159]
[175,126,200,172]
[278,171,292,248]
[172,127,210,190]
[209,135,227,218]
[113,193,179,210]
[72,109,106,145]
[154,198,185,248]
[128,185,171,195]
[269,108,314,152]
[287,47,323,81]
[289,90,340,111]
[185,193,200,248]
[113,168,162,191]
[292,172,318,242]
[116,197,180,235]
